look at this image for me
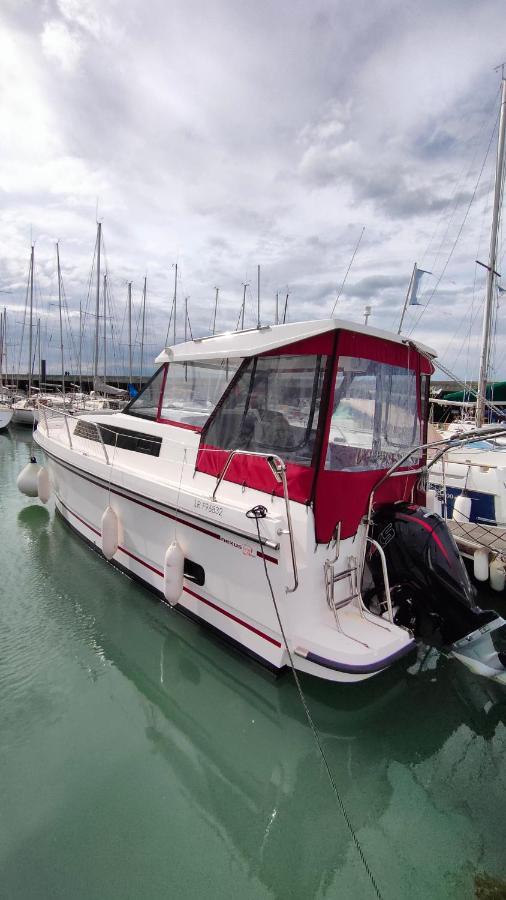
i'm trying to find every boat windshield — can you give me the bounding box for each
[126,360,239,427]
[325,356,421,471]
[160,359,239,428]
[203,354,327,464]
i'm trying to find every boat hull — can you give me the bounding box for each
[12,407,35,426]
[38,436,415,684]
[0,407,12,431]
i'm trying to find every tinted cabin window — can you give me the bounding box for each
[325,357,421,471]
[125,366,165,421]
[204,354,327,466]
[159,359,238,429]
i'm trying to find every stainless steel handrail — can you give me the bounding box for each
[211,448,298,593]
[39,404,109,465]
[366,538,393,623]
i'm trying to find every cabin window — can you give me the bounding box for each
[125,365,166,421]
[325,357,421,471]
[203,354,327,465]
[159,359,239,429]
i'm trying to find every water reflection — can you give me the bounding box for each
[3,426,506,899]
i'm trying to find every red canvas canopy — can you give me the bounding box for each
[196,328,433,542]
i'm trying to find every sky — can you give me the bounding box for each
[1,0,506,379]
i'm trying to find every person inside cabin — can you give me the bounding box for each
[246,371,294,451]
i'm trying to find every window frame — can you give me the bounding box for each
[123,364,166,422]
[199,352,331,468]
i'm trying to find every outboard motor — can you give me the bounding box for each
[366,502,506,683]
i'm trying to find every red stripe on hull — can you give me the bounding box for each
[57,495,282,649]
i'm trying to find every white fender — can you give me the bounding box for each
[17,458,42,497]
[453,494,472,524]
[473,548,489,582]
[425,489,437,514]
[37,466,51,504]
[164,540,185,606]
[101,505,120,560]
[489,557,506,592]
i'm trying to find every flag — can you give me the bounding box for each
[409,266,431,306]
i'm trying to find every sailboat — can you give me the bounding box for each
[0,306,13,431]
[427,78,506,585]
[12,245,38,426]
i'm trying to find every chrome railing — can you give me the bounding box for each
[39,405,109,465]
[211,449,298,593]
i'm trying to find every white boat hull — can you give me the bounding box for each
[12,407,35,426]
[36,415,415,684]
[0,407,13,430]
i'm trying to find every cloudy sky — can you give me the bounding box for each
[1,0,506,378]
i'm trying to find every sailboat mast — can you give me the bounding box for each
[103,273,107,381]
[0,308,3,386]
[3,308,6,384]
[78,301,82,392]
[56,243,65,399]
[212,287,219,335]
[241,283,247,330]
[93,222,101,381]
[173,263,178,346]
[397,262,417,335]
[37,317,41,390]
[476,77,506,427]
[257,264,260,328]
[28,245,34,397]
[128,281,132,383]
[140,276,147,385]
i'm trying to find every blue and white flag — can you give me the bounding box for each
[409,266,431,306]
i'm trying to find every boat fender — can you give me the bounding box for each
[37,466,51,504]
[101,506,120,560]
[164,541,184,606]
[489,557,506,592]
[425,489,437,514]
[17,457,42,498]
[473,547,489,582]
[453,494,472,524]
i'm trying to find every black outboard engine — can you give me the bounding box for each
[366,504,506,681]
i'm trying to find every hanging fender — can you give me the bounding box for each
[37,466,51,504]
[17,457,42,498]
[164,540,185,606]
[101,506,122,560]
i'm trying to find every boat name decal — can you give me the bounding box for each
[194,498,223,518]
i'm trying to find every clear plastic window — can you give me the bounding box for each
[125,366,165,421]
[204,354,327,465]
[160,359,239,429]
[325,357,421,471]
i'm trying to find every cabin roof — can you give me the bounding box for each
[154,318,437,364]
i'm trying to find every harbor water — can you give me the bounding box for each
[1,426,506,900]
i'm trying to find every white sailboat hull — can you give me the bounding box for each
[12,404,35,426]
[0,407,12,430]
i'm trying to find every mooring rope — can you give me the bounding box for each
[248,505,383,900]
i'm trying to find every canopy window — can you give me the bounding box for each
[325,358,421,472]
[159,359,239,430]
[125,365,165,421]
[203,354,328,465]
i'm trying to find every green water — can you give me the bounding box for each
[1,427,506,900]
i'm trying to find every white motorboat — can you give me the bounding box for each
[0,403,12,431]
[33,316,506,684]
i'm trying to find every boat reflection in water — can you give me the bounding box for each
[22,503,506,900]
